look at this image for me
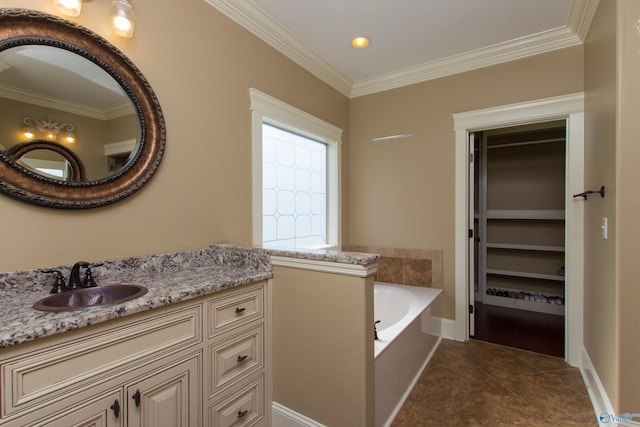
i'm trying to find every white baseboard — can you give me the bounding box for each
[272,402,326,427]
[430,316,456,340]
[580,346,612,426]
[580,347,640,427]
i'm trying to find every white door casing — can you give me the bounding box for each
[468,132,476,337]
[452,93,585,366]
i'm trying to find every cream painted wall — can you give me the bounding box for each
[583,0,619,410]
[0,0,349,273]
[272,266,375,426]
[581,0,640,412]
[615,0,640,412]
[349,47,584,319]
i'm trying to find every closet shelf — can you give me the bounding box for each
[486,268,565,282]
[486,243,565,252]
[486,210,565,220]
[477,127,567,315]
[482,294,565,315]
[486,137,565,150]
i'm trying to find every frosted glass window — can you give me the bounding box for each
[251,88,342,250]
[262,123,327,248]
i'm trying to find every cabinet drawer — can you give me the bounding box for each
[1,304,201,418]
[29,388,123,427]
[207,282,264,337]
[209,374,264,427]
[209,325,263,397]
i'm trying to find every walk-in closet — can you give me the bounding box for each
[472,121,566,357]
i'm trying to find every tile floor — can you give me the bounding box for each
[391,339,597,426]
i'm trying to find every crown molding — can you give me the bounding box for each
[350,27,581,98]
[103,102,136,120]
[204,0,352,97]
[0,83,133,120]
[567,0,600,41]
[205,0,596,99]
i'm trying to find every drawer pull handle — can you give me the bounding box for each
[235,307,246,314]
[110,399,120,418]
[237,409,249,419]
[132,389,141,407]
[237,354,248,363]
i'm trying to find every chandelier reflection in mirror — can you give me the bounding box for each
[53,0,136,38]
[22,117,76,144]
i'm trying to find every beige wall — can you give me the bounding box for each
[583,0,619,410]
[0,0,349,273]
[5,0,637,412]
[272,266,375,426]
[583,0,640,412]
[349,47,584,319]
[615,0,640,412]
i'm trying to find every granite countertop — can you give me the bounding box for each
[215,242,380,266]
[0,243,380,348]
[0,245,273,348]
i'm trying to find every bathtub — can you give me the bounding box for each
[374,282,442,427]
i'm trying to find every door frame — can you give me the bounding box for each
[452,93,585,366]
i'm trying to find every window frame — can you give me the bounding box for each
[250,88,342,250]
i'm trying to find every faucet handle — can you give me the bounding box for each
[374,320,381,340]
[41,269,68,294]
[83,264,100,288]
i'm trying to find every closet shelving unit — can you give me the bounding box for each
[477,127,566,316]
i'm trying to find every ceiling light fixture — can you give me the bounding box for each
[351,36,371,49]
[53,0,83,17]
[52,0,136,38]
[112,0,135,38]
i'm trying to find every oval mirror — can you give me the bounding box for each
[5,140,85,182]
[0,9,165,209]
[19,150,74,181]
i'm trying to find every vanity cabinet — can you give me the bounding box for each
[206,282,268,426]
[32,354,199,427]
[0,279,271,427]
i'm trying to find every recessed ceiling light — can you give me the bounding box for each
[350,36,370,48]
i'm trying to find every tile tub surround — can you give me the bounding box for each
[0,244,273,347]
[346,245,443,288]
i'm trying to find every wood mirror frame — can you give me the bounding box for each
[0,8,165,209]
[5,140,86,182]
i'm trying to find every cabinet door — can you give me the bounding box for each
[30,389,123,427]
[126,354,201,427]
